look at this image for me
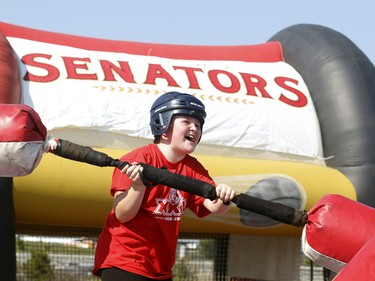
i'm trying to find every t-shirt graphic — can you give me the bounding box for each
[153,189,186,221]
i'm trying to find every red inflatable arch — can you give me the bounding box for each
[0,31,21,104]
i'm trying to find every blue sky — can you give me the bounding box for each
[0,1,374,64]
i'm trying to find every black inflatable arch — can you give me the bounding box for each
[269,24,375,207]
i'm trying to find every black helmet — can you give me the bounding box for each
[150,91,206,136]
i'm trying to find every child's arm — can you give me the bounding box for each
[112,163,146,223]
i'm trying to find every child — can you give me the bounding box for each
[93,91,236,281]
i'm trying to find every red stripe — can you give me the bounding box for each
[0,21,283,63]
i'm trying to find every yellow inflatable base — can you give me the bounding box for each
[13,148,356,236]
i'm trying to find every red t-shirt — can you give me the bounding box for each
[93,144,214,279]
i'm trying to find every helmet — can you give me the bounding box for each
[150,91,206,136]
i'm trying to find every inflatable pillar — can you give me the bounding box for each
[0,30,22,281]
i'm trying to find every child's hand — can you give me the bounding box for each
[121,162,144,187]
[214,183,236,204]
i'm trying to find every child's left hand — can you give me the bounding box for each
[214,183,236,204]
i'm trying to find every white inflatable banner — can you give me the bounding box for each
[8,37,322,159]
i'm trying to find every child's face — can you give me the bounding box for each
[166,116,202,155]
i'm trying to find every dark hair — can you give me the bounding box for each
[153,135,161,144]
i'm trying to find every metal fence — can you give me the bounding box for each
[14,224,330,281]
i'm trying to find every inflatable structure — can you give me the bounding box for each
[270,25,375,207]
[2,22,375,237]
[3,21,375,280]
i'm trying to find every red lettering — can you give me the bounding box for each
[145,64,179,87]
[21,53,309,109]
[275,77,307,107]
[22,53,59,82]
[62,57,97,80]
[208,70,240,93]
[100,60,135,83]
[173,66,203,89]
[240,73,272,98]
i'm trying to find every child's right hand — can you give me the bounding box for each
[121,162,145,188]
